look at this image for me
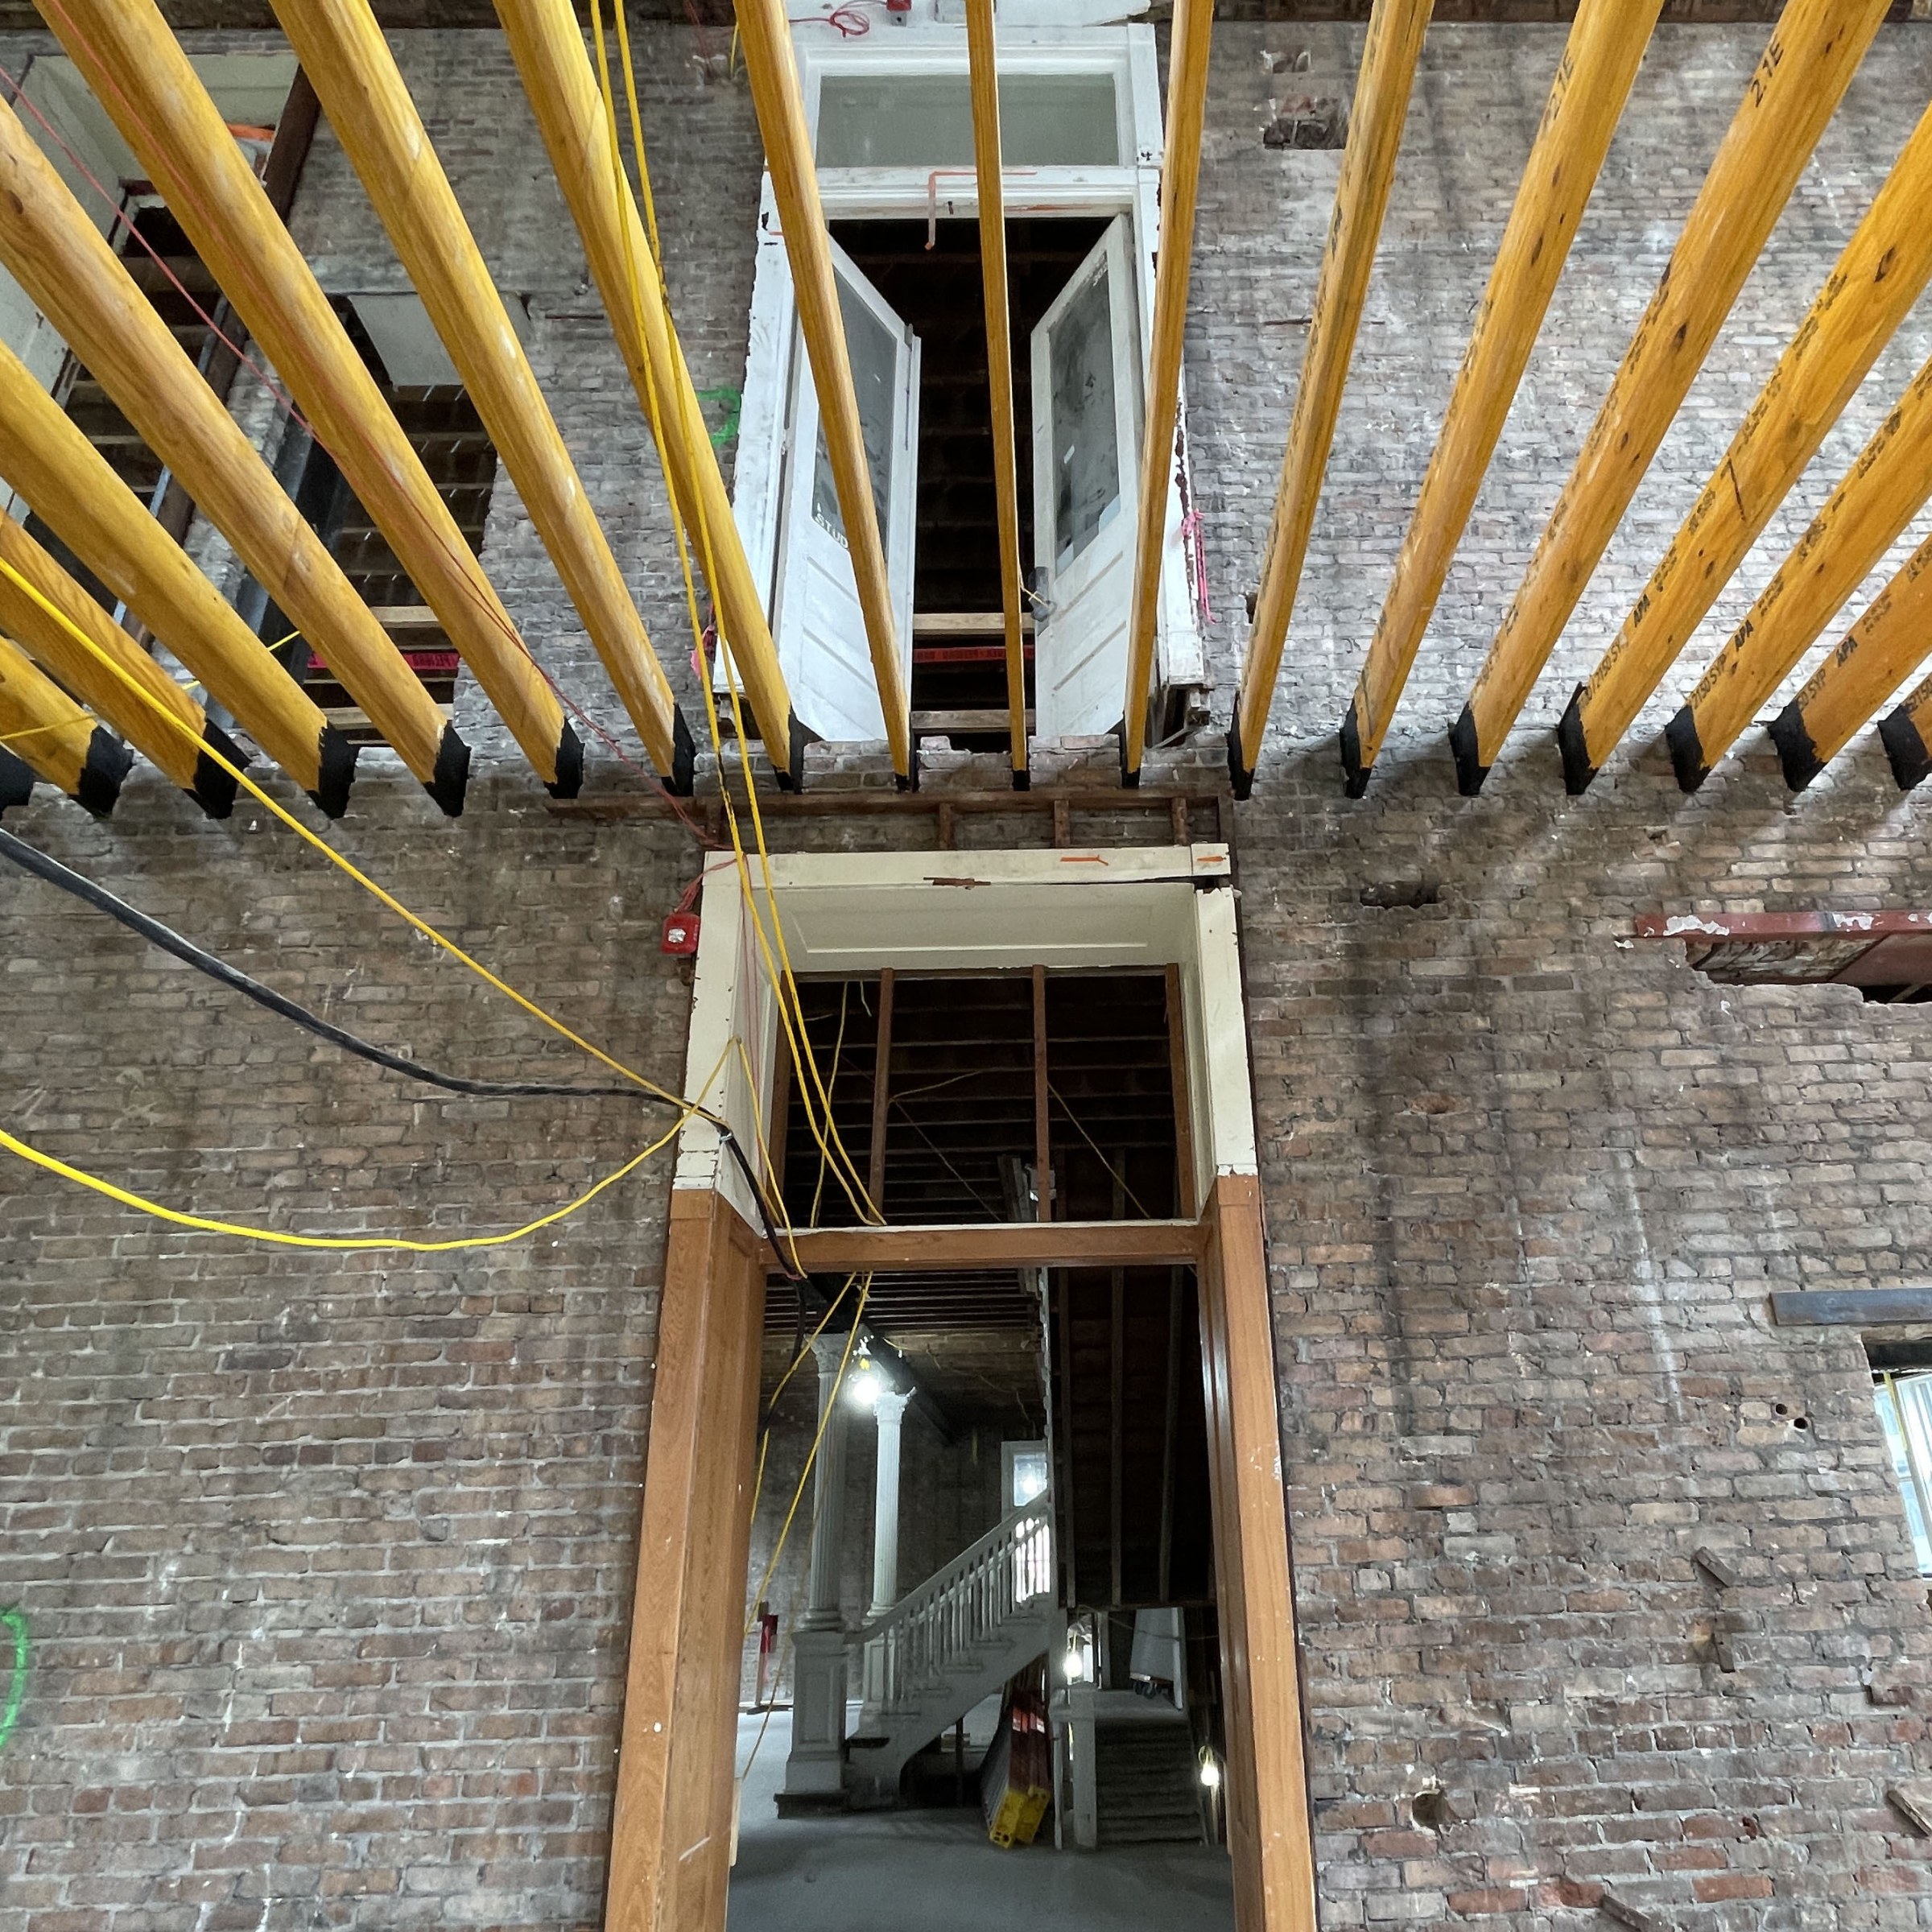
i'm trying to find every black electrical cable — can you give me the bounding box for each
[0,825,799,1273]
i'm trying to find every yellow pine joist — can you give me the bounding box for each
[1228,0,1430,799]
[1453,0,1889,793]
[1670,352,1932,789]
[1771,528,1932,789]
[0,81,462,810]
[1121,0,1215,785]
[1558,94,1932,791]
[0,632,128,815]
[1340,0,1663,796]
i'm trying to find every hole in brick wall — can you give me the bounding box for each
[1793,1415,1811,1430]
[1410,1788,1452,1831]
[1361,877,1441,910]
[1262,95,1347,149]
[1773,1402,1790,1416]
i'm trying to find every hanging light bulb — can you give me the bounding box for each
[848,1340,884,1412]
[1198,1751,1223,1790]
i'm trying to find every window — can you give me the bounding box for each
[729,27,1206,754]
[1873,1367,1932,1575]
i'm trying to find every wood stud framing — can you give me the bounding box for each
[1228,0,1430,798]
[964,0,1030,785]
[733,0,913,782]
[1339,0,1664,796]
[1453,0,1889,792]
[40,0,583,799]
[1559,95,1932,791]
[1670,350,1932,789]
[1121,0,1215,785]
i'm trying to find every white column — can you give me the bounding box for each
[801,1333,853,1631]
[858,1386,913,1732]
[784,1335,857,1802]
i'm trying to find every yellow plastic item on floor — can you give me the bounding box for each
[987,1783,1051,1849]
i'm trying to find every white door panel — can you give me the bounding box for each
[773,241,919,745]
[1031,215,1139,741]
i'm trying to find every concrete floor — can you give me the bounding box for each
[726,1711,1237,1932]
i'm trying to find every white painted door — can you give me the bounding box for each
[1030,216,1140,741]
[772,241,919,745]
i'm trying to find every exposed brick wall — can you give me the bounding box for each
[1,19,1930,1932]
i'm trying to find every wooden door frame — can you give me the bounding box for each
[603,844,1315,1932]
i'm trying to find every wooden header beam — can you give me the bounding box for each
[734,0,912,784]
[1773,530,1932,790]
[1453,0,1887,794]
[964,0,1029,788]
[1338,0,1663,797]
[1670,350,1932,789]
[776,1217,1204,1274]
[269,0,696,791]
[1121,0,1214,786]
[0,633,129,815]
[494,0,803,787]
[0,512,233,815]
[1228,0,1430,800]
[1770,1287,1932,1327]
[0,88,464,811]
[1558,94,1932,793]
[0,340,353,815]
[40,0,566,799]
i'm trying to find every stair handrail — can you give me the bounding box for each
[848,1498,1054,1716]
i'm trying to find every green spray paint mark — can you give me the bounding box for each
[696,384,741,450]
[0,1608,25,1753]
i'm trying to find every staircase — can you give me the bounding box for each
[1095,1707,1203,1845]
[842,1497,1059,1807]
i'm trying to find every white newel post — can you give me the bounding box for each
[784,1335,855,1800]
[859,1386,913,1731]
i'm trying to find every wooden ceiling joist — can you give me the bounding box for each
[1770,531,1932,789]
[0,513,235,815]
[493,0,803,788]
[0,633,129,815]
[39,0,576,799]
[964,0,1030,788]
[734,0,914,785]
[0,89,466,811]
[1227,0,1430,800]
[1338,0,1664,797]
[1121,0,1214,788]
[1670,351,1932,790]
[270,0,698,791]
[0,340,355,815]
[1452,0,1888,794]
[1556,94,1932,792]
